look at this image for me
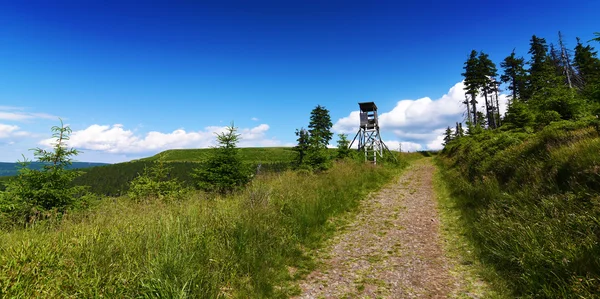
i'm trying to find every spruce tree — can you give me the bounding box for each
[0,120,87,224]
[294,128,310,166]
[193,123,251,194]
[308,105,333,148]
[443,126,454,145]
[501,50,527,100]
[306,105,333,170]
[336,134,352,160]
[477,51,499,129]
[573,38,600,86]
[462,50,480,124]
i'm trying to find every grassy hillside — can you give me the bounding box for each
[140,147,300,163]
[75,148,302,196]
[437,119,600,298]
[0,159,407,297]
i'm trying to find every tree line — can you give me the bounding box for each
[445,31,600,143]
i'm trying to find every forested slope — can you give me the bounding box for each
[438,32,600,297]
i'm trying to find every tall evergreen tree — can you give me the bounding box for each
[294,128,310,166]
[443,126,454,146]
[573,38,600,86]
[526,35,562,97]
[462,50,480,124]
[308,105,333,148]
[501,50,527,100]
[193,123,251,194]
[477,51,499,129]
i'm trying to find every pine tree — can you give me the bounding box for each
[501,50,527,100]
[308,105,333,148]
[306,105,333,170]
[193,123,251,194]
[526,35,562,97]
[294,128,310,166]
[336,134,352,160]
[477,51,499,129]
[462,50,480,124]
[0,120,87,224]
[443,126,454,145]
[573,37,600,86]
[454,122,464,138]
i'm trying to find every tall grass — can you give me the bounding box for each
[0,160,404,298]
[438,121,600,298]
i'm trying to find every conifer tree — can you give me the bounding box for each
[336,134,352,160]
[306,105,333,170]
[443,126,454,145]
[462,50,480,124]
[573,38,600,86]
[294,128,310,166]
[501,50,527,100]
[477,51,499,129]
[308,105,333,148]
[0,120,87,224]
[193,123,251,194]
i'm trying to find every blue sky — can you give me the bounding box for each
[1,0,599,162]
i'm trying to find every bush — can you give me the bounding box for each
[128,160,188,202]
[0,120,87,226]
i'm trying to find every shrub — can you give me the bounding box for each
[128,160,188,202]
[0,120,87,226]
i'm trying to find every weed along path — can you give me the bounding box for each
[295,158,458,298]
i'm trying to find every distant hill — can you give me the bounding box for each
[139,147,299,163]
[0,162,109,177]
[74,147,304,196]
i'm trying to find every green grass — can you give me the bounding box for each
[432,160,510,298]
[0,159,407,298]
[437,120,600,298]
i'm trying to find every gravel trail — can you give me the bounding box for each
[296,159,458,298]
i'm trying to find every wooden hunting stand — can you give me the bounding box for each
[349,102,397,164]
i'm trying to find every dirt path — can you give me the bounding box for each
[295,158,458,298]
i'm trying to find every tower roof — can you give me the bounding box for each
[358,102,377,112]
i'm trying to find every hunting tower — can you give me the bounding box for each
[349,102,396,164]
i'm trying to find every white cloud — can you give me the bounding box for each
[0,106,58,122]
[333,81,509,151]
[0,123,29,139]
[251,117,259,121]
[39,123,281,154]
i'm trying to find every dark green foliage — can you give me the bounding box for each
[461,50,500,128]
[443,126,453,145]
[336,134,352,160]
[141,147,297,163]
[503,100,534,129]
[500,50,527,100]
[0,120,87,226]
[477,51,500,128]
[462,50,480,123]
[192,123,252,194]
[454,122,464,139]
[70,160,290,196]
[294,128,310,166]
[295,105,334,171]
[307,105,333,148]
[128,160,187,201]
